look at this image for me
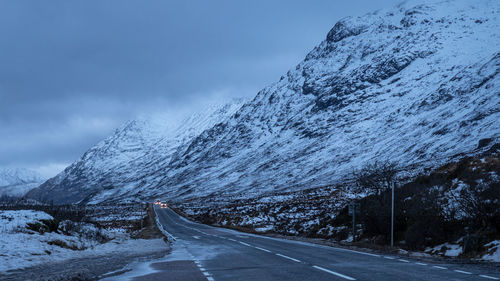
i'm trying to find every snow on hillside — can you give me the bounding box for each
[29,0,500,205]
[27,99,246,204]
[0,168,44,197]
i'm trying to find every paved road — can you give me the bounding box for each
[141,207,499,281]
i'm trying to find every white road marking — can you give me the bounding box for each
[383,256,395,260]
[480,275,500,280]
[454,270,472,275]
[161,208,382,263]
[432,266,447,269]
[228,238,237,242]
[239,241,251,247]
[193,236,200,239]
[398,259,410,263]
[337,249,379,257]
[192,260,213,281]
[275,253,301,263]
[254,246,272,253]
[312,265,356,280]
[415,262,427,266]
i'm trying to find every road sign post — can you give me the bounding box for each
[391,182,395,248]
[348,202,360,242]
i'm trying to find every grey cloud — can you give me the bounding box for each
[0,0,401,176]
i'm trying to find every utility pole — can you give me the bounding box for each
[391,181,394,248]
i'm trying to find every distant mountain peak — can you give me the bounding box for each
[0,168,44,197]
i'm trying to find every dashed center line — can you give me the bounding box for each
[193,260,214,281]
[275,253,301,263]
[254,246,272,253]
[312,265,356,280]
[454,270,473,275]
[432,266,447,270]
[159,209,500,281]
[480,274,500,280]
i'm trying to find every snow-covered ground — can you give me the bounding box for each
[425,240,500,262]
[0,209,168,272]
[483,241,500,262]
[426,243,463,257]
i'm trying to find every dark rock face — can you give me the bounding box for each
[28,0,500,205]
[326,19,366,43]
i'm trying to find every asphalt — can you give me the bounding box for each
[131,207,500,281]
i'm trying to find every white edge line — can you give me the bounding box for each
[479,275,500,280]
[383,256,395,259]
[312,265,356,280]
[166,208,380,259]
[276,253,301,263]
[154,208,177,241]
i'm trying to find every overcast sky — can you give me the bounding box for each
[0,0,401,178]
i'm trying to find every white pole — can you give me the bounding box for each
[391,182,394,248]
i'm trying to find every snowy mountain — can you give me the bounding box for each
[0,168,44,197]
[29,0,500,205]
[27,100,246,204]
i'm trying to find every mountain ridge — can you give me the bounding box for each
[0,168,44,197]
[28,0,500,205]
[27,99,246,204]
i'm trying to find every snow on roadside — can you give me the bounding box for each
[426,242,462,257]
[0,210,169,272]
[0,210,52,233]
[482,240,500,262]
[425,240,500,262]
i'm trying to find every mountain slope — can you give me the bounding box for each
[27,101,245,204]
[0,168,44,197]
[30,0,500,205]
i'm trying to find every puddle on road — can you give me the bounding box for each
[100,239,226,280]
